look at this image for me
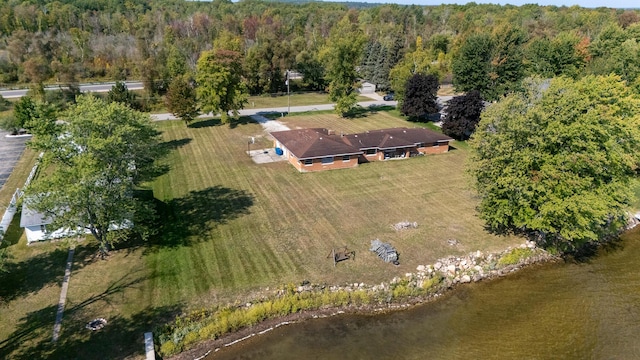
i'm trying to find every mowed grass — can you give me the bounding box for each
[146,113,522,307]
[0,111,523,358]
[246,92,371,109]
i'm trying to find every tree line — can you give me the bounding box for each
[0,0,638,102]
[3,0,640,252]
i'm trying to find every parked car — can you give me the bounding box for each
[383,93,395,101]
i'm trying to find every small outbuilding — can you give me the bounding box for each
[20,203,89,244]
[359,81,376,94]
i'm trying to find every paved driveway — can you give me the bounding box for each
[0,131,30,190]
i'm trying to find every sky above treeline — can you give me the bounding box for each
[333,0,638,9]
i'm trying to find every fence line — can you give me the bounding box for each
[0,152,43,243]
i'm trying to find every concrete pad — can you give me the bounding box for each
[248,148,287,164]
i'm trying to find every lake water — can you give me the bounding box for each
[208,228,640,359]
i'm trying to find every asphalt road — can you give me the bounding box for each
[0,81,144,99]
[0,131,30,190]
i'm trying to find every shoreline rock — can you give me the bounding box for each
[167,240,560,360]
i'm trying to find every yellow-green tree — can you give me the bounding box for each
[196,35,248,124]
[389,37,443,106]
[319,12,366,116]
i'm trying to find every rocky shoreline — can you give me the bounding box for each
[168,240,560,360]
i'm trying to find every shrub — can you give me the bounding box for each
[160,341,177,355]
[498,248,535,266]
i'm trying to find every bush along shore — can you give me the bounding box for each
[158,241,558,359]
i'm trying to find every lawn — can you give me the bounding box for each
[0,111,522,359]
[245,92,370,109]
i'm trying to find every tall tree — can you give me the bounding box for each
[196,48,248,124]
[469,76,640,250]
[25,95,164,257]
[441,90,484,140]
[390,36,440,106]
[319,12,366,116]
[452,34,493,99]
[400,73,439,121]
[165,75,199,126]
[107,81,137,109]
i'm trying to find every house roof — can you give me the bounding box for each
[271,128,363,160]
[272,127,453,160]
[343,128,453,150]
[20,203,53,227]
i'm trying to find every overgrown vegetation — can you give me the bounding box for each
[498,248,535,266]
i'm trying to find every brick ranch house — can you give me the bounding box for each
[270,127,454,172]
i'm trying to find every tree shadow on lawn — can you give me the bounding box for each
[188,116,254,129]
[1,296,181,359]
[0,221,98,304]
[188,118,222,129]
[146,186,254,249]
[161,138,192,150]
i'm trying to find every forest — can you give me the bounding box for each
[0,0,639,106]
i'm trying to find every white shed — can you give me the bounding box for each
[19,204,89,244]
[359,81,376,94]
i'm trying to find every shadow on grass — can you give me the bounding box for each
[147,186,254,249]
[343,105,398,118]
[188,118,222,128]
[188,116,254,129]
[0,240,100,304]
[229,116,254,129]
[1,300,181,360]
[161,138,192,150]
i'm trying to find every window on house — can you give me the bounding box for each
[321,156,334,164]
[365,149,376,155]
[303,159,313,166]
[433,142,440,147]
[342,155,350,162]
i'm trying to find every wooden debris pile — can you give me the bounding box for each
[370,239,399,265]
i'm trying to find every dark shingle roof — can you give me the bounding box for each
[271,127,453,160]
[343,128,453,150]
[271,128,363,160]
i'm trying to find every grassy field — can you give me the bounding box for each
[0,111,522,359]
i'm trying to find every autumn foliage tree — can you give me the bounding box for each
[165,75,199,126]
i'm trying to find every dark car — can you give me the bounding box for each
[383,93,395,101]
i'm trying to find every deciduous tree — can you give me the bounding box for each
[469,76,640,250]
[25,95,164,257]
[441,90,484,140]
[319,12,366,116]
[196,48,248,124]
[400,73,439,121]
[165,75,199,126]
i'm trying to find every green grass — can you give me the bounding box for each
[0,110,522,358]
[246,92,371,109]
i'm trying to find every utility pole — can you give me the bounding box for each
[286,69,290,115]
